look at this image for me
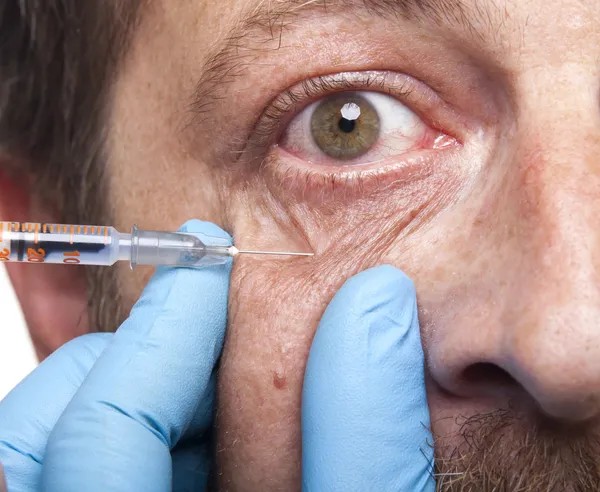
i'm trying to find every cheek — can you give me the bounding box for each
[214,218,401,488]
[216,263,326,488]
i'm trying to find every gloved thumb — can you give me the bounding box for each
[302,265,435,492]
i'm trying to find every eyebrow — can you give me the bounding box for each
[189,0,486,119]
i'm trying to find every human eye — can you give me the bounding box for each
[242,71,470,201]
[281,90,455,167]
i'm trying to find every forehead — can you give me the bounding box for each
[142,0,600,75]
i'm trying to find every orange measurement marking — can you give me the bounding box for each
[43,224,48,233]
[28,223,34,233]
[49,224,55,233]
[0,223,4,243]
[77,226,81,234]
[63,225,68,234]
[91,227,96,234]
[34,223,40,244]
[84,226,89,234]
[27,248,46,263]
[70,225,75,244]
[104,226,109,245]
[98,227,104,236]
[63,251,81,264]
[12,223,18,232]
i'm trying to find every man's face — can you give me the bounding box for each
[104,0,600,489]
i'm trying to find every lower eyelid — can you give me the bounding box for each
[268,140,461,196]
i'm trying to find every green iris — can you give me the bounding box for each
[311,94,380,160]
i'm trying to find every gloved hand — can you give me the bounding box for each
[0,220,232,492]
[302,265,436,492]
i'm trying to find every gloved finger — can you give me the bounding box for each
[302,265,435,492]
[0,333,111,492]
[42,220,232,492]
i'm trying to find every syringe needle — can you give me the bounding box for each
[234,249,314,257]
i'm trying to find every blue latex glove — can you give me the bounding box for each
[302,265,436,491]
[0,219,231,492]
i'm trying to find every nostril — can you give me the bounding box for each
[462,363,518,390]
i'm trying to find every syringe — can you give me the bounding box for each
[0,222,313,269]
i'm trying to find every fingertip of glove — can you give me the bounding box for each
[178,219,232,242]
[337,265,416,309]
[316,265,420,365]
[313,265,418,363]
[142,219,232,296]
[175,220,234,274]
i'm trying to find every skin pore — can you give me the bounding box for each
[5,0,600,490]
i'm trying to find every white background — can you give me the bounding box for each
[0,265,37,399]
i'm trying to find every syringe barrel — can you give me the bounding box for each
[0,221,120,266]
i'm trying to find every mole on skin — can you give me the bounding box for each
[273,371,287,390]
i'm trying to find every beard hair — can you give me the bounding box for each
[433,409,600,491]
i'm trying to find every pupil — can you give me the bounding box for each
[338,117,356,133]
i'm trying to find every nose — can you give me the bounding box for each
[428,104,600,422]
